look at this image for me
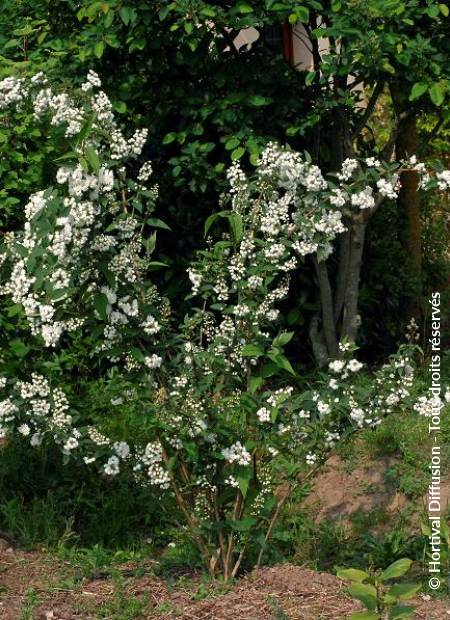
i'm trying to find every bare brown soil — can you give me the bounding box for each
[1,549,449,620]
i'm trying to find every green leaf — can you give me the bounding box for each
[388,604,416,619]
[305,71,316,86]
[387,583,421,600]
[295,6,309,21]
[249,376,263,394]
[85,145,100,174]
[409,82,428,101]
[6,304,23,317]
[204,211,226,236]
[350,613,381,620]
[236,1,253,13]
[380,559,413,582]
[147,218,171,231]
[147,261,168,270]
[242,344,264,357]
[231,147,245,160]
[230,516,256,530]
[225,137,240,151]
[119,6,131,24]
[440,3,449,16]
[429,83,445,106]
[130,347,144,362]
[94,41,105,58]
[163,132,177,144]
[113,101,127,113]
[145,232,157,255]
[10,339,29,357]
[272,331,294,347]
[347,583,378,611]
[267,352,296,376]
[249,95,271,107]
[336,568,370,583]
[158,5,171,20]
[94,293,108,319]
[226,212,243,243]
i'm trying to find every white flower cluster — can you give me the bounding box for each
[0,73,165,366]
[222,441,252,466]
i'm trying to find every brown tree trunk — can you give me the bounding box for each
[392,83,422,318]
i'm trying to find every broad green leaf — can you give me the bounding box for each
[249,95,271,107]
[94,41,105,58]
[387,583,421,600]
[350,613,381,620]
[230,516,256,531]
[236,1,253,13]
[10,340,29,357]
[113,101,127,113]
[204,211,226,236]
[93,293,108,319]
[388,604,416,619]
[242,344,264,357]
[429,83,445,106]
[249,376,263,394]
[267,352,296,376]
[295,6,309,21]
[163,132,177,144]
[226,212,243,242]
[440,3,449,16]
[409,82,428,101]
[145,232,157,255]
[225,137,240,150]
[85,145,100,173]
[231,147,245,160]
[119,6,131,25]
[147,218,171,231]
[380,559,412,581]
[347,583,377,610]
[336,567,370,583]
[272,331,294,347]
[305,71,316,86]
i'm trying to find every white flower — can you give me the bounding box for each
[222,441,251,466]
[337,158,358,181]
[144,354,162,369]
[18,423,31,436]
[329,360,346,373]
[351,186,375,210]
[306,452,317,466]
[436,170,450,191]
[376,177,399,199]
[347,359,363,372]
[104,455,120,476]
[64,437,79,451]
[317,401,331,416]
[30,433,42,447]
[256,407,271,423]
[113,441,130,459]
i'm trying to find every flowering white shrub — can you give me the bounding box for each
[0,73,448,579]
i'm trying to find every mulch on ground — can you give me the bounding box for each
[1,548,449,619]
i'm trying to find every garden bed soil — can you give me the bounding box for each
[1,548,449,619]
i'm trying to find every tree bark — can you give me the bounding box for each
[341,220,366,343]
[391,82,422,318]
[313,257,339,358]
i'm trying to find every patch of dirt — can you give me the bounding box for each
[1,549,450,619]
[305,454,408,525]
